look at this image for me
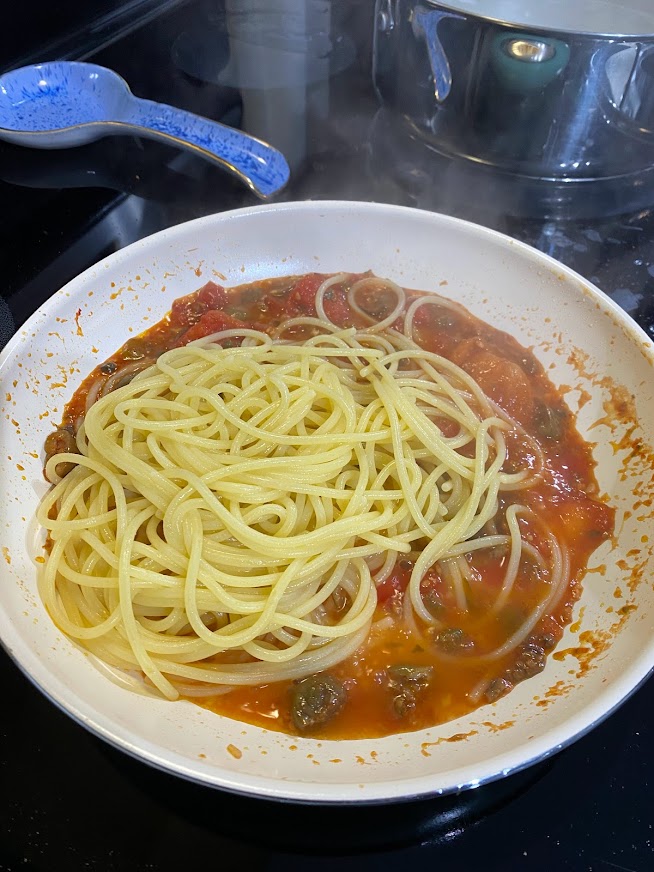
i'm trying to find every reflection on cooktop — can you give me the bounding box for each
[97,739,552,854]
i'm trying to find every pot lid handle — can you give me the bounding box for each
[412,7,463,103]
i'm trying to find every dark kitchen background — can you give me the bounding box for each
[0,1,652,870]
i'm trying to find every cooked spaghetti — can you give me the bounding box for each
[38,272,613,737]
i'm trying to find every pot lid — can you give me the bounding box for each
[431,0,654,38]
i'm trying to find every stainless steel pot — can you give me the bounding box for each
[373,0,654,180]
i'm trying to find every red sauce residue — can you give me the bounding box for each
[421,730,478,756]
[552,604,635,678]
[481,720,515,733]
[618,604,637,617]
[74,308,83,337]
[590,382,638,434]
[577,388,592,410]
[564,337,654,614]
[617,555,651,595]
[536,679,575,707]
[570,606,585,633]
[226,744,242,760]
[553,635,600,678]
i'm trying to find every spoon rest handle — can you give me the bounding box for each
[126,97,290,199]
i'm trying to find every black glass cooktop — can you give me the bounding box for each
[1,2,653,870]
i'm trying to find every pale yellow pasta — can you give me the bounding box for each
[38,319,538,700]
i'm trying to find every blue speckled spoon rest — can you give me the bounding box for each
[0,61,290,199]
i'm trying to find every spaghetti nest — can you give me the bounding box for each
[38,324,532,699]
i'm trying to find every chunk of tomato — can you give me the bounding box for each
[323,288,353,326]
[287,274,325,317]
[169,282,227,328]
[376,563,411,604]
[177,310,248,343]
[453,340,534,422]
[197,281,227,309]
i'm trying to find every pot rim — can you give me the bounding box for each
[423,0,654,40]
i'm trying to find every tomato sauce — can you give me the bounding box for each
[48,273,614,738]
